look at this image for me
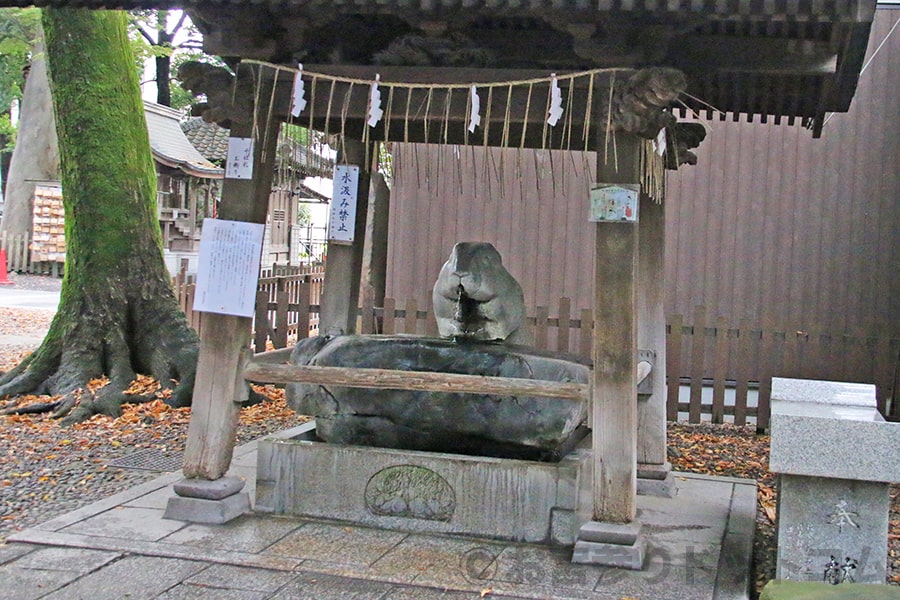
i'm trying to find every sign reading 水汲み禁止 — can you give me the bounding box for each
[328,165,359,243]
[193,218,265,317]
[589,183,640,223]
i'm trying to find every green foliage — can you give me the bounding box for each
[0,113,15,151]
[0,8,40,117]
[297,203,312,227]
[378,142,393,185]
[127,9,223,111]
[282,123,311,146]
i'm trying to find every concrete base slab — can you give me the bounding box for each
[572,520,646,569]
[163,492,250,524]
[577,520,642,545]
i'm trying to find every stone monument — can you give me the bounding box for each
[770,377,900,584]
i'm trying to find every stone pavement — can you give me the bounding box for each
[0,435,757,600]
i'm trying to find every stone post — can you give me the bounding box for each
[770,377,900,584]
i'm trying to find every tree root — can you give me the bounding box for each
[0,400,63,416]
[0,309,199,424]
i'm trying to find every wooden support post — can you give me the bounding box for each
[574,131,644,568]
[318,139,373,335]
[636,191,674,496]
[360,173,391,332]
[180,63,282,483]
[591,135,640,524]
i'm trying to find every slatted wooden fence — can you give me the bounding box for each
[171,265,325,352]
[0,231,64,276]
[357,299,899,427]
[169,279,899,427]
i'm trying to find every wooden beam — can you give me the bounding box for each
[242,363,590,401]
[670,36,837,75]
[591,133,641,523]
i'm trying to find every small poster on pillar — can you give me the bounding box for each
[589,183,640,222]
[193,218,265,317]
[225,137,254,180]
[328,165,359,244]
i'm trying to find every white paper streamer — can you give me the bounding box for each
[547,74,564,126]
[367,74,383,128]
[290,63,306,118]
[468,85,481,133]
[655,127,667,156]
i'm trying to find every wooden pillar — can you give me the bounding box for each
[636,193,668,469]
[360,172,391,331]
[181,65,281,481]
[318,139,373,335]
[592,134,641,523]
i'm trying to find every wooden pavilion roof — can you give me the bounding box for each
[2,0,879,136]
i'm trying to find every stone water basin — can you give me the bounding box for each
[285,335,590,461]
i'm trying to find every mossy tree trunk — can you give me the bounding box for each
[0,8,199,423]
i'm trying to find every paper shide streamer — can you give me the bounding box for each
[246,60,689,202]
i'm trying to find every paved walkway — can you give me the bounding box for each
[0,287,60,311]
[1,434,756,600]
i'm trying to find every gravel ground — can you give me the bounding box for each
[0,277,897,598]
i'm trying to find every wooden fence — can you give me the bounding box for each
[169,281,899,427]
[172,265,326,352]
[0,231,64,276]
[360,299,898,427]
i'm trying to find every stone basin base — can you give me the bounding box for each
[256,422,593,545]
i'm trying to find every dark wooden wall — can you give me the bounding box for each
[385,8,900,389]
[665,7,899,337]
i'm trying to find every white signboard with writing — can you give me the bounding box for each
[589,183,640,222]
[193,218,265,317]
[328,165,359,244]
[225,137,254,180]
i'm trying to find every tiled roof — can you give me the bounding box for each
[144,102,223,178]
[181,117,229,163]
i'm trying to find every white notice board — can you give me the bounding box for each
[193,218,265,317]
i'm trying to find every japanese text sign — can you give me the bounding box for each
[193,218,265,317]
[225,137,254,180]
[328,165,359,244]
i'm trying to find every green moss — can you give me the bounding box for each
[42,8,161,278]
[761,581,900,600]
